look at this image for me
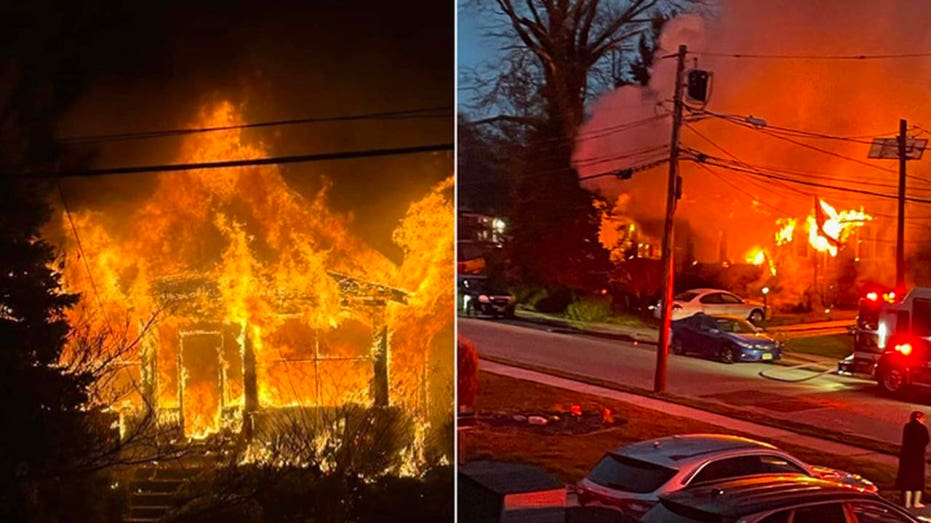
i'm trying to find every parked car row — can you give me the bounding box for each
[577,434,897,522]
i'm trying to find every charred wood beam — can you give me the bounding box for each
[371,320,389,408]
[242,329,259,441]
[327,270,410,305]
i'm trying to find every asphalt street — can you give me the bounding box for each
[460,317,931,447]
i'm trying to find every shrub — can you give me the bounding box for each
[534,287,574,313]
[512,285,548,309]
[458,336,479,412]
[565,295,613,323]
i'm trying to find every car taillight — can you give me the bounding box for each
[866,292,878,302]
[895,343,913,356]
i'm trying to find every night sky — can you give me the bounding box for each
[11,1,453,263]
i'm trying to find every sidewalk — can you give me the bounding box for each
[481,359,931,518]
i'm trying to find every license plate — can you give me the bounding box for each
[762,353,773,360]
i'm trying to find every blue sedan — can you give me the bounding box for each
[670,313,781,363]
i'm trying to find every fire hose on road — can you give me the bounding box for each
[758,361,838,383]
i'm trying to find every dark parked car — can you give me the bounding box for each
[671,313,782,363]
[576,434,874,519]
[458,275,515,318]
[642,475,918,523]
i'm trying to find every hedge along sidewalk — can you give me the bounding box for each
[480,359,902,470]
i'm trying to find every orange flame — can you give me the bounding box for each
[806,199,871,256]
[58,101,451,449]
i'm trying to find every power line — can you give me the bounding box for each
[687,107,931,187]
[25,143,453,178]
[682,122,811,198]
[578,157,670,181]
[574,145,669,168]
[689,50,931,61]
[692,161,787,216]
[698,153,931,194]
[56,107,452,145]
[689,106,902,144]
[56,181,114,335]
[696,157,931,205]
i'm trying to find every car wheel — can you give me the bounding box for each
[671,336,684,355]
[719,345,736,364]
[748,309,764,324]
[879,367,907,395]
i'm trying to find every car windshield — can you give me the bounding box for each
[714,317,758,334]
[587,454,677,494]
[674,291,700,302]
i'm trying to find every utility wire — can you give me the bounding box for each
[578,157,669,181]
[574,145,669,168]
[697,153,931,193]
[25,143,452,178]
[690,106,897,146]
[689,51,931,60]
[56,107,452,145]
[697,158,931,205]
[692,161,787,216]
[682,122,811,197]
[688,107,931,186]
[56,181,115,335]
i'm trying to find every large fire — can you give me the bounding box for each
[775,198,871,257]
[57,101,453,449]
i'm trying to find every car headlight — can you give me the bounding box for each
[735,340,755,349]
[478,294,490,303]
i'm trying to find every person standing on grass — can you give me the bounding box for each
[898,410,929,508]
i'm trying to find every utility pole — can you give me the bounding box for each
[654,44,686,393]
[868,120,926,293]
[896,118,907,295]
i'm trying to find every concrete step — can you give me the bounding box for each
[132,467,201,481]
[131,492,175,505]
[129,479,183,494]
[128,506,171,520]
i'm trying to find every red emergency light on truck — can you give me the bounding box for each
[838,287,898,375]
[870,288,931,396]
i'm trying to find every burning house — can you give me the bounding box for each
[56,102,453,451]
[576,1,931,307]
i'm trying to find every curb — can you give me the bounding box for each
[478,354,903,460]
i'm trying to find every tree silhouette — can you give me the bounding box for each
[464,0,701,288]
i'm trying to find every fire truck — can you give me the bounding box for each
[837,286,898,376]
[866,288,931,396]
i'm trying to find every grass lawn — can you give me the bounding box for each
[764,309,858,327]
[464,372,897,495]
[784,333,853,360]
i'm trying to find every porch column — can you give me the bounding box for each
[371,309,388,407]
[242,326,259,440]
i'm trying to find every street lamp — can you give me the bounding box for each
[761,287,770,320]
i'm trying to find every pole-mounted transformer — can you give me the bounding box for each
[687,69,711,103]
